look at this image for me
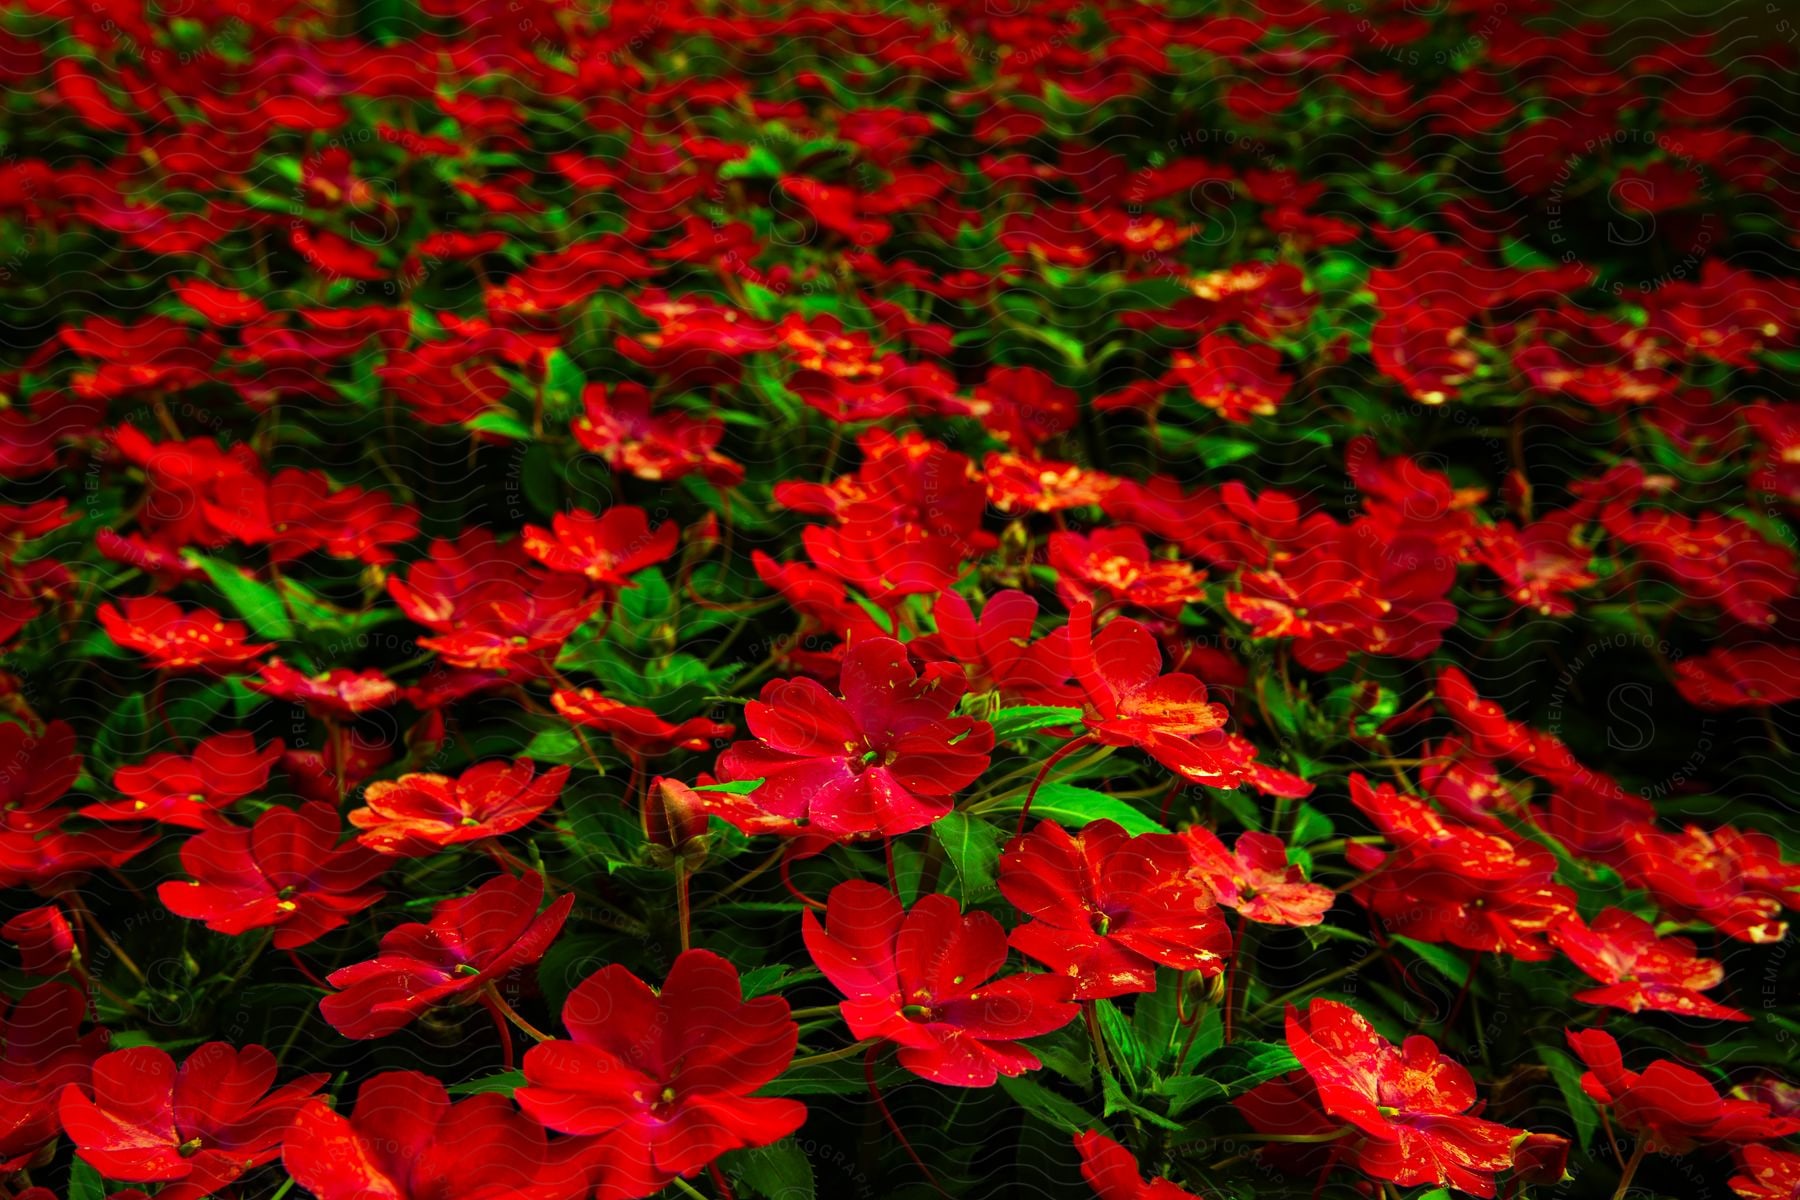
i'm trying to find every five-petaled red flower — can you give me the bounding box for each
[1567,1027,1800,1151]
[284,1071,584,1200]
[1181,827,1335,926]
[349,760,569,855]
[1551,908,1747,1020]
[157,801,386,948]
[83,732,283,828]
[98,598,272,672]
[321,871,572,1039]
[59,1042,324,1199]
[803,880,1078,1086]
[515,949,806,1198]
[1001,818,1232,999]
[716,637,994,839]
[1239,999,1528,1197]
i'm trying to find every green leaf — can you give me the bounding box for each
[465,410,533,440]
[1537,1045,1599,1149]
[933,811,1002,903]
[1094,999,1146,1093]
[523,727,598,769]
[739,965,821,998]
[988,706,1085,741]
[94,693,150,768]
[999,1073,1095,1135]
[540,350,586,423]
[448,1069,525,1095]
[1393,936,1473,988]
[189,554,294,641]
[720,144,784,180]
[984,782,1168,834]
[723,1141,815,1200]
[694,778,762,795]
[69,1160,105,1200]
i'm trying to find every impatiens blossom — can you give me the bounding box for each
[96,598,271,672]
[1,982,107,1171]
[321,872,572,1039]
[515,950,806,1198]
[249,660,402,719]
[803,881,1078,1085]
[157,801,386,948]
[1619,823,1800,944]
[915,589,1080,707]
[716,637,995,838]
[349,760,569,855]
[1068,605,1308,796]
[2,904,75,975]
[82,732,283,828]
[59,1042,324,1198]
[1567,1027,1800,1151]
[1046,527,1208,616]
[283,1071,584,1200]
[1732,1145,1800,1200]
[1347,773,1575,959]
[1238,999,1530,1197]
[1000,819,1232,999]
[1551,909,1747,1020]
[521,505,680,587]
[1180,827,1334,926]
[551,688,733,758]
[1074,1131,1198,1200]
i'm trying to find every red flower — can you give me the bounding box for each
[1472,512,1598,617]
[97,598,272,672]
[916,589,1080,708]
[349,760,569,856]
[800,513,965,608]
[1069,605,1307,796]
[283,1071,583,1200]
[1166,333,1291,423]
[82,732,283,829]
[781,175,892,245]
[321,872,572,1039]
[59,1043,323,1198]
[1567,1027,1800,1152]
[550,688,732,758]
[516,950,806,1199]
[984,452,1119,516]
[204,467,418,564]
[1674,644,1800,709]
[157,801,386,948]
[1001,819,1231,999]
[1074,1131,1198,1200]
[1618,824,1800,944]
[0,719,81,831]
[572,382,743,486]
[1347,774,1574,959]
[2,904,74,975]
[387,530,595,673]
[249,660,401,719]
[1047,527,1208,616]
[1,982,106,1171]
[521,505,680,588]
[1607,508,1797,627]
[1551,909,1748,1020]
[1248,999,1527,1197]
[1181,827,1335,926]
[803,880,1078,1085]
[1732,1145,1800,1200]
[715,637,994,838]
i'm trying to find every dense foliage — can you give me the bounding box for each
[4,1,1800,1198]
